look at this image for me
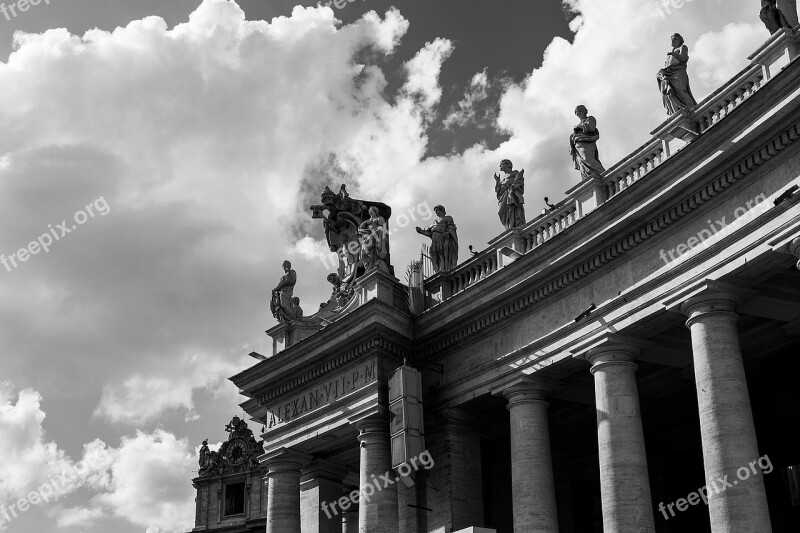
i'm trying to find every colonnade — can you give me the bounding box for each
[503,283,773,532]
[263,415,397,533]
[263,284,776,533]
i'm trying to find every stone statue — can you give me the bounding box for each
[311,186,394,285]
[416,205,459,273]
[570,105,606,181]
[290,297,303,319]
[657,34,698,115]
[199,439,210,468]
[271,260,297,323]
[494,160,526,229]
[358,206,389,273]
[761,0,793,33]
[198,450,220,476]
[323,273,354,309]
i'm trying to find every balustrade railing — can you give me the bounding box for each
[422,29,798,308]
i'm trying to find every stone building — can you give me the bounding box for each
[191,28,800,533]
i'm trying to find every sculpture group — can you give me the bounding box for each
[269,7,796,324]
[198,416,264,477]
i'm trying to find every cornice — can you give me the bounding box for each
[415,118,800,360]
[253,334,408,405]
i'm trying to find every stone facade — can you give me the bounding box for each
[192,29,800,533]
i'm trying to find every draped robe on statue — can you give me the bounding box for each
[496,170,525,229]
[420,215,458,272]
[570,118,605,181]
[657,46,697,115]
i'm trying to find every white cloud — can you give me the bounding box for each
[51,505,106,528]
[94,354,238,426]
[1,383,195,532]
[0,384,70,504]
[443,68,492,129]
[93,430,195,533]
[402,38,454,116]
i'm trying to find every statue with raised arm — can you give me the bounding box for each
[761,0,793,33]
[657,34,698,115]
[416,205,459,272]
[570,105,606,181]
[358,206,389,273]
[494,160,526,230]
[270,260,297,322]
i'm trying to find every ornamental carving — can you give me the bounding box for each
[311,185,393,310]
[197,416,264,477]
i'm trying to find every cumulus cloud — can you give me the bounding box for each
[402,38,454,117]
[51,505,106,528]
[1,383,194,532]
[0,385,109,527]
[92,430,195,533]
[94,354,236,425]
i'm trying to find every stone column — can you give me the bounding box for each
[423,408,484,532]
[681,286,772,532]
[502,380,559,533]
[587,335,655,533]
[355,416,398,533]
[264,449,309,533]
[300,460,349,533]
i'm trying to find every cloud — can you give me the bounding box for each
[0,0,418,426]
[0,384,112,528]
[1,383,195,532]
[0,384,70,504]
[402,38,454,117]
[94,354,236,425]
[93,430,195,533]
[443,68,490,129]
[51,505,106,528]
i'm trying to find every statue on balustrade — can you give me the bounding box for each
[760,0,793,33]
[358,206,390,273]
[570,106,606,180]
[657,34,698,115]
[270,260,298,323]
[416,205,459,272]
[494,159,526,230]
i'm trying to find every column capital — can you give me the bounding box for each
[572,333,650,370]
[492,375,560,399]
[300,459,349,484]
[261,447,312,474]
[353,414,390,448]
[663,280,755,319]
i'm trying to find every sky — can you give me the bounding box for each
[0,0,771,531]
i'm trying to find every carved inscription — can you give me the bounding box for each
[264,361,376,430]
